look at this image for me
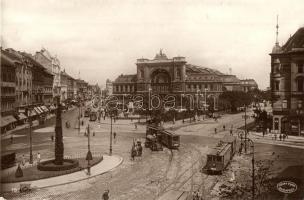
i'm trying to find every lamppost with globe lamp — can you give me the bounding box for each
[196,89,201,121]
[86,124,93,175]
[27,108,33,164]
[109,110,116,156]
[204,88,208,117]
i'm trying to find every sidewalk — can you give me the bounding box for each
[1,106,76,141]
[250,131,304,149]
[1,155,123,193]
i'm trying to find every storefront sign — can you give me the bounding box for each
[277,181,297,194]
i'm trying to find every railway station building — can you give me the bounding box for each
[112,50,257,111]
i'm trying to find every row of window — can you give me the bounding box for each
[1,87,15,95]
[186,84,221,91]
[273,79,304,92]
[1,70,15,82]
[273,62,304,74]
[114,85,136,93]
[1,102,15,112]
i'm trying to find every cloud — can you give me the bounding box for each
[2,0,304,89]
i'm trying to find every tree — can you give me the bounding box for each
[54,96,64,165]
[219,91,254,112]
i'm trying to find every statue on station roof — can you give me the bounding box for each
[154,49,168,60]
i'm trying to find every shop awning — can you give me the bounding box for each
[18,113,27,120]
[41,106,49,112]
[29,110,38,117]
[38,106,44,113]
[1,115,17,127]
[1,118,9,127]
[34,107,42,114]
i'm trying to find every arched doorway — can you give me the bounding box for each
[150,69,171,93]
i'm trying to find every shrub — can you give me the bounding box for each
[37,159,79,171]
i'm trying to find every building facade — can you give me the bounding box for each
[1,49,17,133]
[270,26,304,136]
[34,48,61,98]
[112,51,228,110]
[5,49,33,109]
[240,79,258,92]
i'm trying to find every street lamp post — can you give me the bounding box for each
[246,138,255,199]
[196,89,200,121]
[28,108,33,164]
[109,113,113,155]
[204,88,208,116]
[86,124,92,175]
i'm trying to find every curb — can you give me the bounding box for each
[2,155,124,193]
[38,156,124,190]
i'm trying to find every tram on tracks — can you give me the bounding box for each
[204,135,237,174]
[89,111,97,121]
[145,124,180,150]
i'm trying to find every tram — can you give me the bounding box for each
[145,125,180,150]
[204,135,236,174]
[89,111,97,121]
[161,130,180,149]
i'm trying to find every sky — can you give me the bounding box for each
[1,0,304,89]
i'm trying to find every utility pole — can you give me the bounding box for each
[109,114,113,155]
[244,104,247,153]
[78,100,81,135]
[252,142,255,200]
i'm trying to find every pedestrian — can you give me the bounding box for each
[37,152,41,164]
[223,125,226,131]
[81,120,84,126]
[102,189,109,200]
[214,128,217,134]
[275,133,277,140]
[135,124,137,130]
[51,135,54,142]
[131,146,136,161]
[113,132,116,139]
[93,131,95,136]
[22,154,25,166]
[279,134,282,141]
[230,129,233,136]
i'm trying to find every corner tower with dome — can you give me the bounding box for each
[269,17,304,136]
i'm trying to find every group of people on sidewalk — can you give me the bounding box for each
[20,152,41,166]
[192,190,203,200]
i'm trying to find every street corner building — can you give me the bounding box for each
[111,50,258,110]
[270,26,304,136]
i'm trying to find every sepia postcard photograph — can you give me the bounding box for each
[1,0,304,199]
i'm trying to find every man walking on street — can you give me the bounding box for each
[102,189,109,200]
[37,152,41,164]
